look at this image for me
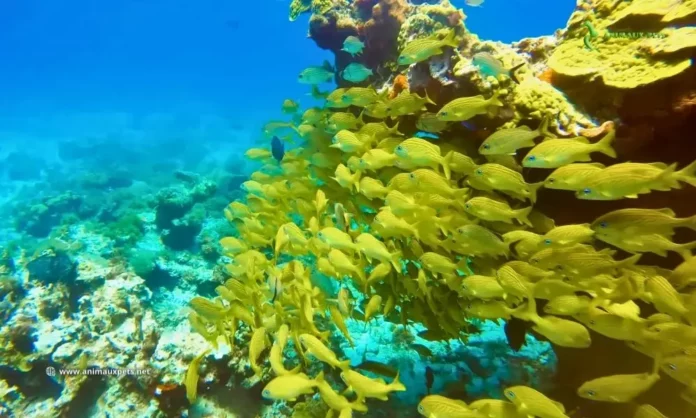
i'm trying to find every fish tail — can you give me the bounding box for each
[442,28,460,49]
[443,151,454,180]
[390,251,403,272]
[516,206,533,227]
[678,241,696,261]
[594,129,617,159]
[538,113,554,139]
[338,359,351,370]
[509,62,525,84]
[454,187,470,202]
[353,170,363,193]
[685,214,696,232]
[676,159,696,187]
[528,181,544,204]
[424,89,437,106]
[617,253,642,268]
[322,60,335,72]
[488,89,505,108]
[390,120,401,135]
[389,372,407,392]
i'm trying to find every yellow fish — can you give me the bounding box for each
[541,224,595,248]
[397,29,459,65]
[634,404,668,418]
[355,233,401,270]
[249,327,268,377]
[318,227,358,253]
[479,116,552,156]
[359,177,389,200]
[340,369,406,401]
[531,315,591,348]
[577,372,660,403]
[315,371,368,413]
[464,196,532,226]
[469,163,541,202]
[436,91,504,122]
[523,131,616,169]
[591,208,696,237]
[417,395,472,417]
[575,162,688,200]
[331,130,370,153]
[504,385,569,418]
[394,138,452,179]
[262,373,318,401]
[299,334,350,369]
[332,164,362,192]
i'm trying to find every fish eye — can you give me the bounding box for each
[544,239,552,245]
[341,95,350,102]
[418,405,425,413]
[530,258,539,264]
[262,389,271,397]
[475,169,483,176]
[583,188,592,195]
[441,111,448,116]
[465,203,471,209]
[586,390,597,397]
[527,155,536,162]
[600,221,607,228]
[547,178,555,183]
[668,363,677,371]
[589,320,596,325]
[409,173,416,180]
[506,390,515,398]
[483,144,490,150]
[298,74,303,78]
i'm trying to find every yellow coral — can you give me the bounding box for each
[548,36,692,89]
[508,78,593,132]
[289,0,312,22]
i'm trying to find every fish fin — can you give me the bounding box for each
[528,181,544,204]
[656,208,677,216]
[516,206,534,227]
[389,372,407,392]
[678,242,696,261]
[676,159,696,187]
[538,114,554,139]
[424,89,437,106]
[594,129,617,158]
[488,89,505,107]
[338,359,351,370]
[322,60,335,72]
[442,153,453,180]
[509,62,525,84]
[441,28,459,49]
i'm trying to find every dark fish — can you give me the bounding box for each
[411,343,433,357]
[425,366,435,395]
[504,317,531,351]
[271,136,285,162]
[461,354,493,378]
[354,360,399,379]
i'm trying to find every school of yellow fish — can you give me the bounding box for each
[184,40,696,418]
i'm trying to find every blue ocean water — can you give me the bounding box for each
[0,1,585,417]
[0,0,573,138]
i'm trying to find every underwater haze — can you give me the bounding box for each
[1,0,696,417]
